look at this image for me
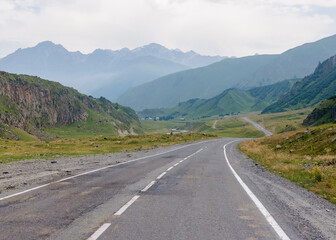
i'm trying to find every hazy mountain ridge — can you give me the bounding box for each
[139,79,295,119]
[263,55,336,113]
[0,41,224,101]
[118,34,336,110]
[0,71,140,139]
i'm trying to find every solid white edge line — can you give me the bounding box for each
[0,184,50,201]
[114,195,140,216]
[156,172,167,180]
[0,141,211,201]
[223,141,290,240]
[141,181,156,192]
[87,223,111,240]
[174,163,179,167]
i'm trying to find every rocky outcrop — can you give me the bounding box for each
[0,71,140,133]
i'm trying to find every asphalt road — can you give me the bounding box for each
[0,139,335,240]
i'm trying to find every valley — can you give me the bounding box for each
[1,21,336,240]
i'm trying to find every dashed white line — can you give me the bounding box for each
[141,181,156,192]
[156,172,167,180]
[223,142,290,240]
[87,223,111,240]
[114,195,140,216]
[87,147,205,240]
[0,142,209,201]
[167,166,174,172]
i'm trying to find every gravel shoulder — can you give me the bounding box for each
[230,141,336,240]
[0,142,199,197]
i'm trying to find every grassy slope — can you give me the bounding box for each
[240,123,336,204]
[263,55,336,113]
[303,95,336,126]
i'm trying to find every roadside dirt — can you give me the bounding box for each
[0,144,183,196]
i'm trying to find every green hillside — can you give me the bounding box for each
[139,79,295,120]
[118,34,336,110]
[303,95,336,126]
[263,55,336,113]
[0,71,141,140]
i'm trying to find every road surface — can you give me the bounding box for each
[242,117,273,136]
[0,139,335,240]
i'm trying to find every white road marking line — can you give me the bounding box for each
[179,160,183,163]
[223,142,290,240]
[141,181,156,192]
[0,141,212,201]
[87,223,111,240]
[156,172,167,180]
[114,195,140,216]
[167,166,174,172]
[0,184,50,201]
[174,163,179,167]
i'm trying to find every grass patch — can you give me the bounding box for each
[192,117,265,138]
[239,123,336,204]
[0,133,217,163]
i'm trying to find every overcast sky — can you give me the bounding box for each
[0,0,336,58]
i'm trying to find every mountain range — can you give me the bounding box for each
[263,55,336,113]
[139,79,296,120]
[0,42,224,101]
[118,34,336,110]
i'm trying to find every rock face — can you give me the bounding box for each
[0,71,140,134]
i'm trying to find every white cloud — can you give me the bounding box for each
[0,0,335,57]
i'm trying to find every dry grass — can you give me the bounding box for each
[239,123,336,204]
[0,133,217,163]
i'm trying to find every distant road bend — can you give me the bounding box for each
[242,117,273,136]
[0,139,335,239]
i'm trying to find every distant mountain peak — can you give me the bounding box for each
[33,41,68,53]
[132,43,167,52]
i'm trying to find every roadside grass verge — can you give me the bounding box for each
[246,109,312,134]
[239,123,336,204]
[0,133,217,164]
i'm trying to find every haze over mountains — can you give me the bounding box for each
[139,79,296,120]
[0,41,224,101]
[119,34,336,110]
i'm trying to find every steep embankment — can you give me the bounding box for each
[139,79,295,120]
[0,71,141,139]
[119,34,336,110]
[303,95,336,126]
[263,55,336,113]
